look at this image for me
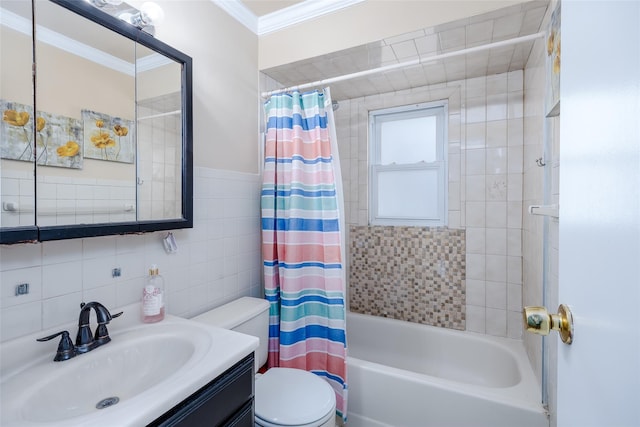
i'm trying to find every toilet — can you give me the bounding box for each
[192,297,337,427]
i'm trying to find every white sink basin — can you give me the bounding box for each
[0,305,258,427]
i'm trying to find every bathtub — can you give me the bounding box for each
[345,312,548,427]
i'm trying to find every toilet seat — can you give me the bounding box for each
[255,368,336,427]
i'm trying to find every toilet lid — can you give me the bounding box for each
[255,368,336,426]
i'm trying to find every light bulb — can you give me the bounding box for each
[140,2,164,26]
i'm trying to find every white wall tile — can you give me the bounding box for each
[83,236,117,259]
[466,305,486,333]
[466,97,486,123]
[486,255,507,282]
[487,94,508,121]
[486,281,507,309]
[466,176,486,201]
[466,279,486,306]
[507,310,523,339]
[0,244,41,271]
[507,283,522,312]
[0,301,42,342]
[486,228,507,255]
[0,170,263,342]
[43,292,83,329]
[330,70,525,339]
[42,262,83,299]
[82,257,118,290]
[486,307,507,336]
[486,202,507,228]
[466,254,486,280]
[486,120,508,147]
[466,123,486,149]
[466,227,486,254]
[466,201,486,227]
[466,149,486,175]
[42,240,83,265]
[486,148,508,174]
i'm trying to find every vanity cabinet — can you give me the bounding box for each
[148,353,255,427]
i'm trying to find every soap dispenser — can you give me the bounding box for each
[142,264,165,323]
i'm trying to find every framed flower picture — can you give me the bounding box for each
[2,100,83,169]
[36,110,83,169]
[1,100,35,162]
[82,110,135,163]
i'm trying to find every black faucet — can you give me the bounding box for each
[37,301,123,361]
[76,301,123,353]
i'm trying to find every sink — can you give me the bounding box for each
[18,331,196,422]
[0,305,258,427]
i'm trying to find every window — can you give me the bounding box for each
[369,101,447,226]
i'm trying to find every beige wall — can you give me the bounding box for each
[1,28,32,105]
[151,1,260,174]
[258,0,528,70]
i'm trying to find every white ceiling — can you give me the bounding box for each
[241,0,305,17]
[261,1,549,101]
[214,0,366,35]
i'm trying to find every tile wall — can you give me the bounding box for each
[137,93,182,221]
[0,168,263,343]
[334,70,524,338]
[1,173,137,227]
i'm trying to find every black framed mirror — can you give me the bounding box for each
[0,0,193,244]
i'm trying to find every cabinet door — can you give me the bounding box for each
[222,400,254,427]
[149,353,254,427]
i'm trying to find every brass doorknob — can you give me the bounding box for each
[523,304,574,344]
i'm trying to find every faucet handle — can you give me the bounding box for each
[94,311,123,345]
[37,330,76,362]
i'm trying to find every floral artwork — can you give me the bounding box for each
[545,3,560,117]
[36,110,83,169]
[1,100,35,162]
[1,100,83,169]
[82,110,135,163]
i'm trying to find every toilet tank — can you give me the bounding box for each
[192,297,270,371]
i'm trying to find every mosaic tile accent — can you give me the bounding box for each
[349,225,466,330]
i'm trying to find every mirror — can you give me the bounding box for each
[0,0,38,242]
[0,0,193,244]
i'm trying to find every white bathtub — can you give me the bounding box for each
[346,312,548,427]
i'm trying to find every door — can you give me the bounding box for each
[557,1,640,426]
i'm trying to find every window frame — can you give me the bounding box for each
[369,100,448,226]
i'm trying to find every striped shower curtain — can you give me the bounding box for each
[261,89,348,420]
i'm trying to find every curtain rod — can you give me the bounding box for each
[261,31,545,98]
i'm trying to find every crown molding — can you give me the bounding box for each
[1,7,173,76]
[211,0,366,36]
[210,0,258,34]
[2,8,134,75]
[257,0,365,35]
[137,52,174,72]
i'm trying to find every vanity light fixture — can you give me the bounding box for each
[85,0,165,35]
[119,2,165,33]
